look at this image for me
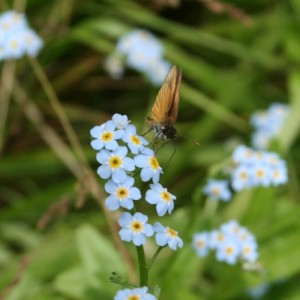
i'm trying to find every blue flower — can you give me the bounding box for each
[147,59,171,86]
[232,145,255,164]
[90,120,124,151]
[220,219,242,236]
[203,179,231,201]
[153,222,183,250]
[231,164,253,191]
[270,163,288,185]
[109,29,171,85]
[114,286,157,300]
[134,148,163,183]
[112,113,130,130]
[231,146,288,190]
[240,240,259,263]
[0,10,43,61]
[250,103,289,150]
[104,176,141,210]
[118,212,154,246]
[208,230,226,249]
[22,28,43,57]
[193,220,260,266]
[251,163,272,187]
[215,238,241,265]
[96,146,135,183]
[122,124,149,154]
[251,131,272,150]
[145,183,176,216]
[192,232,210,257]
[117,30,163,62]
[103,55,124,79]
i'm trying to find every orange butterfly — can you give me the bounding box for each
[147,65,182,140]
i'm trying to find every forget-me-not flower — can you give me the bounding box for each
[112,113,130,130]
[90,120,124,151]
[119,212,154,246]
[104,176,141,210]
[153,222,183,250]
[231,145,288,190]
[203,179,232,201]
[250,102,290,149]
[106,29,171,86]
[215,238,241,265]
[192,232,210,257]
[122,124,149,154]
[192,220,260,266]
[0,10,43,61]
[96,146,135,183]
[134,148,163,183]
[145,183,176,216]
[114,286,157,300]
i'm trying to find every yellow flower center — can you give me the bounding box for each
[130,221,143,233]
[101,131,113,142]
[211,187,221,196]
[2,22,10,30]
[116,187,128,199]
[128,296,140,300]
[269,157,278,165]
[239,171,248,180]
[131,135,141,145]
[225,246,234,255]
[256,169,265,178]
[217,233,224,242]
[9,40,19,49]
[273,170,280,179]
[167,227,178,238]
[243,246,251,254]
[109,156,122,169]
[196,240,205,248]
[149,156,159,170]
[245,150,253,159]
[161,191,171,202]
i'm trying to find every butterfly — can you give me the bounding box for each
[146,65,182,140]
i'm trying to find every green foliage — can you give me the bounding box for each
[1,0,300,299]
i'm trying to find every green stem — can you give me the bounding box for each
[148,246,164,271]
[136,245,148,286]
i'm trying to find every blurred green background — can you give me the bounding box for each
[1,0,300,299]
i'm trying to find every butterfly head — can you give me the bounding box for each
[149,121,177,140]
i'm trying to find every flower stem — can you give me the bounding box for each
[148,246,164,271]
[136,245,148,286]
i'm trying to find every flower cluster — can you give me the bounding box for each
[90,113,183,250]
[0,10,43,60]
[250,102,290,149]
[231,145,288,191]
[203,179,231,201]
[104,29,171,85]
[115,286,156,300]
[192,220,259,265]
[202,145,288,200]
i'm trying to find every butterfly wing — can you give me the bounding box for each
[150,65,182,125]
[167,66,182,124]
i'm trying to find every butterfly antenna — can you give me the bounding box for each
[178,134,200,147]
[164,147,177,172]
[141,128,152,137]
